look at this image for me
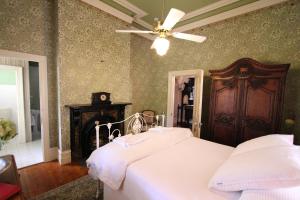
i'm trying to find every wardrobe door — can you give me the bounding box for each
[239,77,280,142]
[209,78,239,146]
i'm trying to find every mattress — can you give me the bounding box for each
[103,137,237,200]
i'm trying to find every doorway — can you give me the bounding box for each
[167,69,204,137]
[0,49,53,168]
[0,65,26,144]
[0,63,42,168]
[173,76,195,128]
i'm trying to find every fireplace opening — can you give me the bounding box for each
[81,114,123,158]
[67,102,130,162]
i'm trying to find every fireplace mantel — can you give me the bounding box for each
[66,102,131,160]
[66,102,131,109]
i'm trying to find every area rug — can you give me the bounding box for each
[30,175,103,200]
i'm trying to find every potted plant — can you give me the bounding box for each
[0,119,17,150]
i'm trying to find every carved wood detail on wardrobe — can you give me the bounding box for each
[208,58,289,146]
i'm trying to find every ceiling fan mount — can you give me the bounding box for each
[153,21,169,37]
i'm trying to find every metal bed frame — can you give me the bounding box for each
[93,112,165,199]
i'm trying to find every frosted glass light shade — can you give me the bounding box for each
[153,37,170,56]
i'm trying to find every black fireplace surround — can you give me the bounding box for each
[66,102,131,160]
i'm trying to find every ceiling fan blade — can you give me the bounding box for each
[172,32,207,43]
[116,30,154,34]
[162,8,185,30]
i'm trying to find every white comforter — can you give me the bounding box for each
[86,127,192,190]
[119,137,237,200]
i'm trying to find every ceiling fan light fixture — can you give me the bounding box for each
[152,37,170,56]
[116,6,206,57]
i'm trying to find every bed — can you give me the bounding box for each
[86,113,300,200]
[102,138,236,200]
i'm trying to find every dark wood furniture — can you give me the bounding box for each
[141,110,156,126]
[208,58,289,146]
[66,102,131,159]
[0,155,23,200]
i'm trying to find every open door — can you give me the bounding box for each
[167,69,204,137]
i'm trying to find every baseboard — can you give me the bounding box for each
[58,149,71,165]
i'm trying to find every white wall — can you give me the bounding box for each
[0,84,18,130]
[0,66,25,144]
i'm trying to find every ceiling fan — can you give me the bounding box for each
[116,8,207,56]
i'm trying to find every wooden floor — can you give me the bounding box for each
[17,161,88,199]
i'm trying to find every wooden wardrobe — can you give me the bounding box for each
[208,58,289,146]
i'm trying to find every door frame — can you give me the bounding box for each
[167,69,204,137]
[0,49,53,162]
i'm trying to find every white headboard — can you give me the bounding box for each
[95,113,165,148]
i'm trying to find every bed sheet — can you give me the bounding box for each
[104,137,238,200]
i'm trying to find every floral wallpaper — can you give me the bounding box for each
[0,0,134,151]
[131,0,300,143]
[57,0,132,150]
[1,0,299,152]
[0,0,58,147]
[130,35,157,113]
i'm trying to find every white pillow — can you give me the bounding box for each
[239,186,300,200]
[232,134,294,156]
[209,189,242,200]
[209,146,300,192]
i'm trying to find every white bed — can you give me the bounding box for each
[86,113,300,200]
[102,137,237,200]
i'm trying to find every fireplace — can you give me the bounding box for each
[82,114,115,157]
[66,102,131,160]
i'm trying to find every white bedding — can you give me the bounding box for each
[89,135,237,200]
[239,186,300,200]
[119,137,237,200]
[86,127,192,190]
[88,128,300,200]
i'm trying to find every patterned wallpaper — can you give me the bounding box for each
[1,0,299,151]
[57,0,132,150]
[0,0,58,147]
[130,35,157,113]
[0,0,134,150]
[131,0,300,142]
